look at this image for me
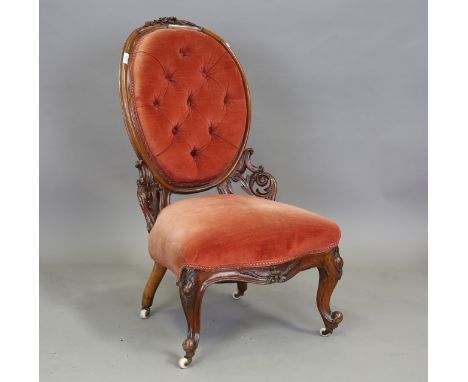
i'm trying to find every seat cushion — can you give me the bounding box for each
[149,194,341,277]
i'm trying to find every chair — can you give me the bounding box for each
[119,17,344,368]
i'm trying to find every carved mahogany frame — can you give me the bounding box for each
[120,17,344,368]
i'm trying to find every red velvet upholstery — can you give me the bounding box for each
[149,195,341,276]
[130,28,248,186]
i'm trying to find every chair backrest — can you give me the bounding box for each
[119,17,251,194]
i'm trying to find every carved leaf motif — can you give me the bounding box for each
[238,260,300,284]
[135,160,161,232]
[334,247,344,280]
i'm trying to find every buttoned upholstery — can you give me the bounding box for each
[129,28,248,186]
[149,194,341,277]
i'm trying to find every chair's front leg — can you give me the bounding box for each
[140,262,167,318]
[316,247,344,336]
[178,268,207,368]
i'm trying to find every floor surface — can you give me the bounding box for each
[40,261,427,381]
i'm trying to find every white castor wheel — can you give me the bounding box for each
[178,357,191,369]
[140,307,150,319]
[320,328,331,337]
[232,291,242,300]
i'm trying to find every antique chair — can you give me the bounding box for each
[119,17,344,368]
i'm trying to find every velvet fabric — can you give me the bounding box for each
[149,195,341,276]
[130,28,248,186]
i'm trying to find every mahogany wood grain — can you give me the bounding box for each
[141,262,167,310]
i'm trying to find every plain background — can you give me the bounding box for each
[40,0,427,381]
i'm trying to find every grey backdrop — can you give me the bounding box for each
[40,0,427,381]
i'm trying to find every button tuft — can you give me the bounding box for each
[165,72,176,83]
[187,94,194,107]
[208,124,215,135]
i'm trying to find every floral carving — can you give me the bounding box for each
[218,148,277,200]
[238,260,300,284]
[144,17,200,29]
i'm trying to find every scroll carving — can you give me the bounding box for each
[135,160,170,232]
[218,148,278,200]
[144,17,200,29]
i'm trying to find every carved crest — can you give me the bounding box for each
[144,17,200,29]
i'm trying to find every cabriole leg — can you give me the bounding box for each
[140,262,167,319]
[316,247,344,336]
[232,281,248,299]
[178,268,206,368]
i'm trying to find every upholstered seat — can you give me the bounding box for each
[149,194,340,276]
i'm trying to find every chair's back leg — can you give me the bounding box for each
[233,281,248,299]
[140,262,167,318]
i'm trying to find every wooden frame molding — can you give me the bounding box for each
[177,247,344,366]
